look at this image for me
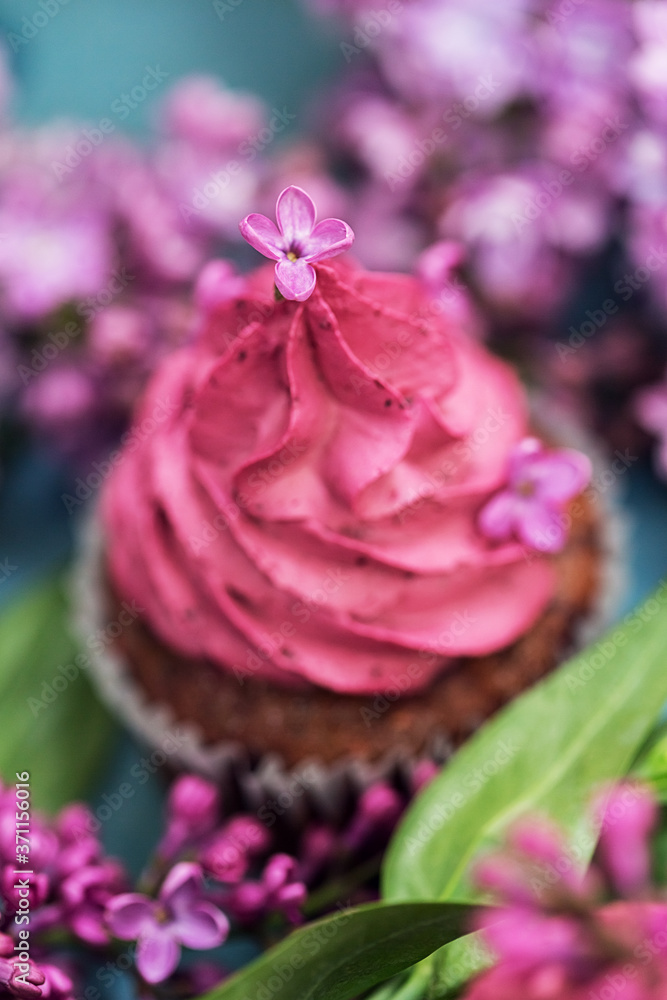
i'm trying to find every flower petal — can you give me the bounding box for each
[518,502,565,552]
[303,218,355,262]
[173,901,229,950]
[275,186,316,246]
[274,258,316,302]
[528,449,591,503]
[160,862,201,913]
[478,490,520,541]
[106,894,155,940]
[136,929,180,985]
[238,213,284,261]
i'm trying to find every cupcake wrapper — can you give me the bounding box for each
[70,402,628,813]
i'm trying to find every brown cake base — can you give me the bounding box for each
[103,490,602,770]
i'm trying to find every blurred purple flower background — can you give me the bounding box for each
[2,0,667,477]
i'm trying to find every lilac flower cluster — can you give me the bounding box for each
[301,0,667,469]
[465,782,667,1000]
[0,69,269,464]
[0,765,432,997]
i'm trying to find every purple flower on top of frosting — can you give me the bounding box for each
[239,185,354,301]
[106,863,228,985]
[478,437,591,553]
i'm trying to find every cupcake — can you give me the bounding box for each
[92,186,603,773]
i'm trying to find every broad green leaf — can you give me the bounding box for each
[383,584,667,904]
[632,723,667,801]
[203,902,475,1000]
[0,577,116,812]
[427,932,494,999]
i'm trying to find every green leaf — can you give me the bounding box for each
[383,584,667,904]
[632,723,667,801]
[0,577,117,812]
[202,902,475,1000]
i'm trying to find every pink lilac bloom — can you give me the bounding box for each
[374,0,535,111]
[155,76,265,238]
[0,958,45,999]
[106,862,228,985]
[629,0,667,125]
[37,963,76,1000]
[595,784,657,896]
[635,375,667,479]
[60,857,126,946]
[157,774,220,861]
[464,783,667,1000]
[239,185,355,301]
[193,260,249,313]
[201,817,271,885]
[0,208,112,321]
[440,170,609,319]
[342,783,404,853]
[224,854,306,927]
[478,437,591,553]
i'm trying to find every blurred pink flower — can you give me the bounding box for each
[478,437,591,552]
[465,783,667,1000]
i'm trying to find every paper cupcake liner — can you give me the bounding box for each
[70,403,628,813]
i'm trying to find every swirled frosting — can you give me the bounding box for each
[102,258,556,694]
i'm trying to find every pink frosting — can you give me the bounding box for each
[102,258,556,695]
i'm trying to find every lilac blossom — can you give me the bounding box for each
[107,863,229,985]
[239,185,355,301]
[478,437,591,552]
[464,783,667,1000]
[636,374,667,478]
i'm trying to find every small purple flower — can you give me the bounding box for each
[224,854,306,927]
[106,862,228,985]
[158,775,220,860]
[478,438,591,553]
[239,185,354,301]
[201,816,271,884]
[343,783,404,853]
